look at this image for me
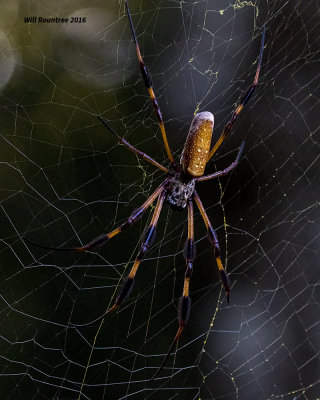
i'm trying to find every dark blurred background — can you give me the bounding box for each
[0,0,319,399]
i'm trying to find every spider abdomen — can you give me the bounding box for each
[180,112,214,177]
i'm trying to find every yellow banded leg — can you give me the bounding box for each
[125,1,175,165]
[194,191,230,302]
[151,199,194,380]
[24,181,167,253]
[111,190,166,309]
[207,27,265,162]
[81,181,167,251]
[71,190,166,328]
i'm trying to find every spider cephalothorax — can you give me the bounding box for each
[166,172,195,210]
[24,0,265,381]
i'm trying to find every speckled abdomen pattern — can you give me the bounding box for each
[180,112,214,177]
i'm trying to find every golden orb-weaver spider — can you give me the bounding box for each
[25,1,265,380]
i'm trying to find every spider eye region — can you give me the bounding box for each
[180,111,214,178]
[166,174,195,210]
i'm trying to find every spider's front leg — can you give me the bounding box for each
[151,198,195,380]
[194,191,230,302]
[24,181,167,252]
[71,190,166,327]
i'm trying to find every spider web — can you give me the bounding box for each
[1,0,320,399]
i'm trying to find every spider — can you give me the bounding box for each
[24,1,265,380]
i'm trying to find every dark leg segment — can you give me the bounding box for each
[125,1,175,165]
[207,27,265,162]
[194,191,230,302]
[97,116,168,173]
[197,141,245,182]
[71,190,166,327]
[24,181,167,252]
[151,198,194,380]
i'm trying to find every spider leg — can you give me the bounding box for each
[71,189,166,327]
[193,191,230,302]
[207,27,265,162]
[197,140,245,182]
[97,116,168,173]
[151,198,194,380]
[23,180,167,252]
[125,1,175,165]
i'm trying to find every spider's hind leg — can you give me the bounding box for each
[125,1,175,166]
[207,26,265,162]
